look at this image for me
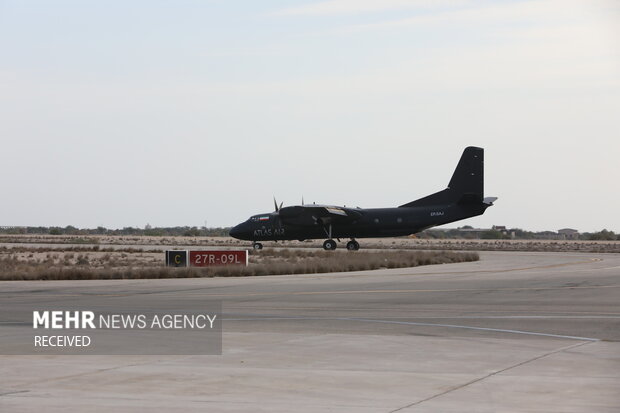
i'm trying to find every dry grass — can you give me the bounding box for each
[0,248,478,281]
[3,234,618,253]
[0,245,159,253]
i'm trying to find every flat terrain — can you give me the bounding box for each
[0,241,476,279]
[2,251,620,412]
[1,234,620,253]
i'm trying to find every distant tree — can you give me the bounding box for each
[589,229,617,241]
[144,228,164,236]
[183,227,201,237]
[481,230,504,239]
[511,228,535,239]
[4,225,220,237]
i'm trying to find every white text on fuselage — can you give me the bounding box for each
[253,228,285,237]
[430,211,444,216]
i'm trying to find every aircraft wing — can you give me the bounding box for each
[278,205,363,226]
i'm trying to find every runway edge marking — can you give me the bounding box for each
[223,316,600,341]
[386,340,595,412]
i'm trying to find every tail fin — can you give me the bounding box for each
[447,146,483,203]
[399,146,484,208]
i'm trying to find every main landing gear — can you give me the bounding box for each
[322,239,360,251]
[252,242,263,250]
[346,239,360,251]
[320,223,360,251]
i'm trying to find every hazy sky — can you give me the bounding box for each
[1,0,618,232]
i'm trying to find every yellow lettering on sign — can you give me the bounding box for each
[174,255,181,264]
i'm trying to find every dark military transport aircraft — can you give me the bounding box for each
[230,146,496,250]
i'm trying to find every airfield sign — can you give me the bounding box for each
[166,250,248,267]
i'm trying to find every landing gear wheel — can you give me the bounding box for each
[252,242,263,250]
[346,240,360,251]
[323,239,337,251]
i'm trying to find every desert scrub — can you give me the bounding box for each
[0,250,478,281]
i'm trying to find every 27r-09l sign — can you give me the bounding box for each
[165,250,248,267]
[189,251,248,267]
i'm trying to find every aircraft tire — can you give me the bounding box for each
[323,239,337,251]
[253,242,263,250]
[346,240,360,251]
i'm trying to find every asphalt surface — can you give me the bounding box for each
[1,251,620,412]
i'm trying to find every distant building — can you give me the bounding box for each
[534,231,562,240]
[558,228,579,240]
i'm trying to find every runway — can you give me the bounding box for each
[1,251,620,412]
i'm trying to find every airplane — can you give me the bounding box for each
[229,146,497,251]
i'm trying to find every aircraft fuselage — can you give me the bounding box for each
[229,146,496,250]
[230,203,489,241]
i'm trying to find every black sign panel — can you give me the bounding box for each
[165,250,188,267]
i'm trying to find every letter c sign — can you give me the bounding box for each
[166,250,188,267]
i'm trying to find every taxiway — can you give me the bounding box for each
[1,251,619,412]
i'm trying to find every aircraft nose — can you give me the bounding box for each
[229,223,248,240]
[229,225,241,239]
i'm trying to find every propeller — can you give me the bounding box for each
[273,197,283,212]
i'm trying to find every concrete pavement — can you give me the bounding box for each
[1,251,619,411]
